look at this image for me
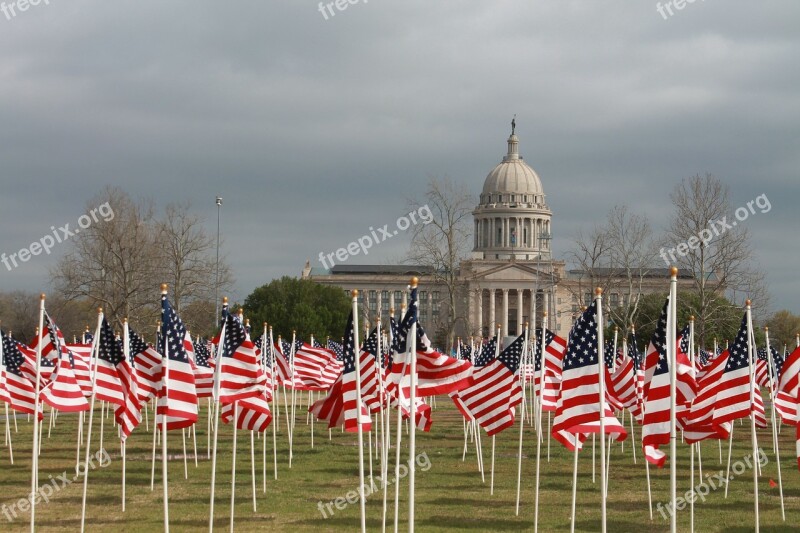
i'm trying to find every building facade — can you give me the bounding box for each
[304,125,691,345]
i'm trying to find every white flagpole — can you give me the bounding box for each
[230,401,238,531]
[516,322,530,516]
[645,458,653,520]
[122,318,131,512]
[378,315,389,533]
[393,303,407,533]
[0,323,13,465]
[350,290,368,533]
[289,330,297,468]
[30,294,45,533]
[570,445,579,533]
[745,300,760,533]
[689,316,695,533]
[407,278,419,533]
[269,326,278,481]
[160,285,171,533]
[595,288,608,533]
[208,297,228,532]
[533,310,547,530]
[80,308,104,533]
[489,323,501,495]
[667,268,678,533]
[764,326,785,520]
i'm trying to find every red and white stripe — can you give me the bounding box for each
[40,354,89,412]
[221,394,272,432]
[450,358,522,436]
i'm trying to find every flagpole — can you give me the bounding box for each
[209,297,228,533]
[269,326,278,481]
[230,401,239,531]
[689,316,695,533]
[289,330,297,468]
[764,326,785,520]
[80,308,104,533]
[533,312,546,531]
[595,288,607,533]
[393,303,407,533]
[122,318,130,512]
[489,323,501,495]
[407,278,419,533]
[667,268,678,533]
[516,322,529,516]
[570,444,578,533]
[0,322,13,465]
[745,300,760,533]
[30,294,45,533]
[160,285,171,533]
[351,290,368,533]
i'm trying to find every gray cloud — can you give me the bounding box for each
[0,0,797,311]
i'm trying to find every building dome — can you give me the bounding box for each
[481,134,544,196]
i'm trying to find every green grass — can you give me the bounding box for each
[1,396,798,532]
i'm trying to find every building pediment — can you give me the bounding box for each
[465,260,551,283]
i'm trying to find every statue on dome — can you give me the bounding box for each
[511,114,516,135]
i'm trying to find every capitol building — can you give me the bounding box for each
[304,124,680,343]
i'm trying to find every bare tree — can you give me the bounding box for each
[51,188,233,334]
[156,202,233,322]
[408,176,474,351]
[564,224,613,306]
[566,205,658,338]
[605,205,658,337]
[665,173,768,346]
[51,186,160,329]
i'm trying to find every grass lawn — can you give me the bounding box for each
[1,395,798,532]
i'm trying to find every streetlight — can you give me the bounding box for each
[535,230,552,328]
[214,196,222,330]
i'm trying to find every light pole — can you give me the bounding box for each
[536,230,552,329]
[214,196,222,330]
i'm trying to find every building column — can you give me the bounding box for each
[502,288,509,338]
[377,291,382,322]
[516,289,523,337]
[530,289,537,330]
[489,289,496,336]
[476,289,483,338]
[389,291,395,316]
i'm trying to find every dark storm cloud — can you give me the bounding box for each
[0,1,797,310]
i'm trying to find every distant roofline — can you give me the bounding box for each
[566,267,701,280]
[327,264,436,276]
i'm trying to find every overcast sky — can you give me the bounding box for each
[0,1,797,313]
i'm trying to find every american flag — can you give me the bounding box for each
[709,313,758,430]
[220,393,273,432]
[217,313,265,403]
[386,288,472,397]
[609,347,640,422]
[96,318,141,440]
[65,343,93,398]
[193,336,215,398]
[474,336,498,367]
[450,333,526,436]
[640,300,674,466]
[552,300,626,451]
[156,294,198,431]
[1,331,40,417]
[310,312,374,432]
[39,324,90,413]
[327,338,344,361]
[292,342,340,391]
[129,329,162,402]
[775,346,800,469]
[253,335,274,398]
[535,328,567,412]
[272,339,294,384]
[83,329,94,344]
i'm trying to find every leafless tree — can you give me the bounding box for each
[51,186,159,329]
[156,202,233,320]
[665,173,768,346]
[408,176,474,351]
[605,205,658,337]
[51,188,232,335]
[564,224,613,307]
